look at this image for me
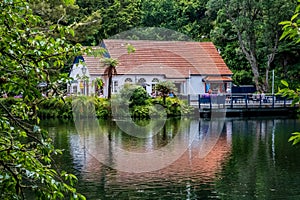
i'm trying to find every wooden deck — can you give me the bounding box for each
[188,94,298,118]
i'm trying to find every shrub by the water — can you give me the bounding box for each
[37,96,111,119]
[1,92,193,120]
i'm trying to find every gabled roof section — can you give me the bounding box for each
[82,39,232,78]
[73,55,84,64]
[99,41,111,58]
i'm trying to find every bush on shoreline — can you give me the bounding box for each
[1,95,194,120]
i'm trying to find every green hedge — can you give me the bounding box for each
[38,96,111,119]
[1,96,194,119]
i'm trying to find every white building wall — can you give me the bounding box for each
[69,63,91,95]
[189,76,205,95]
[112,75,165,95]
[69,64,209,97]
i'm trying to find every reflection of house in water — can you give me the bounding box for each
[69,119,232,187]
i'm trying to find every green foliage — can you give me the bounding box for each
[213,42,251,86]
[278,80,300,107]
[37,96,111,119]
[284,62,300,88]
[155,81,177,97]
[155,81,177,105]
[131,105,151,119]
[130,87,150,106]
[94,97,111,118]
[30,0,142,45]
[289,132,300,145]
[38,97,72,118]
[111,27,192,41]
[0,1,85,199]
[140,0,212,41]
[151,97,194,117]
[278,80,300,145]
[207,0,298,92]
[76,0,142,45]
[71,96,96,118]
[232,70,254,86]
[117,83,193,118]
[130,97,193,119]
[0,97,21,110]
[30,0,102,45]
[118,84,151,118]
[280,0,300,43]
[1,94,192,121]
[30,0,213,44]
[119,84,150,107]
[278,1,300,145]
[94,78,104,88]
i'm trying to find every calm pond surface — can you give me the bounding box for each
[41,117,300,200]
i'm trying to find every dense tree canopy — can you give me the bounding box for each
[140,0,211,41]
[207,0,298,92]
[30,0,142,45]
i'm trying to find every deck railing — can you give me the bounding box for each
[194,93,293,110]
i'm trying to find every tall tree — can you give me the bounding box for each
[0,0,85,199]
[207,0,297,92]
[102,58,118,99]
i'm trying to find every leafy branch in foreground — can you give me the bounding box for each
[289,132,300,145]
[278,80,300,145]
[0,0,85,199]
[279,0,300,145]
[279,0,300,43]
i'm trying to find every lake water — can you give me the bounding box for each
[42,117,300,200]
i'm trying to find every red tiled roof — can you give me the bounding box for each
[83,40,232,78]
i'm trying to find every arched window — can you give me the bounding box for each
[152,78,159,83]
[138,78,146,84]
[124,78,133,83]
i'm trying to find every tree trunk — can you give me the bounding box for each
[250,61,262,92]
[264,67,269,92]
[108,75,112,99]
[283,57,288,79]
[236,29,262,92]
[264,31,278,92]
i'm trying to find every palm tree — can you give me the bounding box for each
[102,58,118,99]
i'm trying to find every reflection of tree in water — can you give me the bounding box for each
[215,119,300,199]
[106,118,185,151]
[158,117,183,148]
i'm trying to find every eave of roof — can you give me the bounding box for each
[203,75,233,82]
